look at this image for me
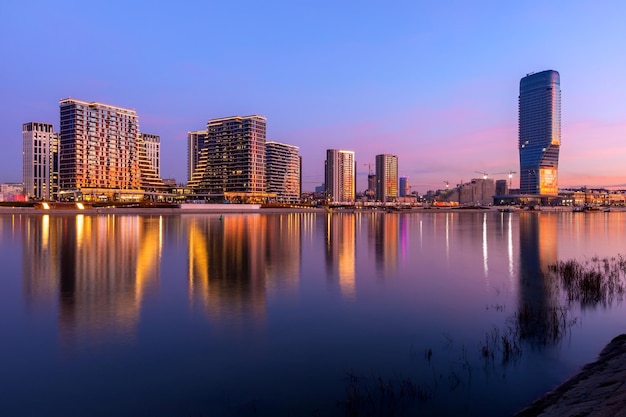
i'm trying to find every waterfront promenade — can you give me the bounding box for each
[1,205,624,215]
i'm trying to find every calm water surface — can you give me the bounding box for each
[1,211,626,416]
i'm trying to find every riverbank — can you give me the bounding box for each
[515,334,626,417]
[1,205,625,215]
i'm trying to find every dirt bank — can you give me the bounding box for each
[515,334,626,417]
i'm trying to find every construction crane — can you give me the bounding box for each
[474,171,489,180]
[443,180,449,189]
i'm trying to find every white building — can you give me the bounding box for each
[22,122,58,201]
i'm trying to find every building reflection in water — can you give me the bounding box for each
[22,215,59,310]
[187,214,269,323]
[264,214,302,291]
[324,213,356,299]
[22,214,162,347]
[517,212,559,344]
[368,213,399,276]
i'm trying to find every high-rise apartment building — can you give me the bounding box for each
[137,134,166,192]
[266,141,301,203]
[518,70,561,195]
[188,115,268,200]
[59,98,142,194]
[187,129,208,183]
[325,149,355,203]
[22,122,59,200]
[140,133,161,177]
[375,154,398,202]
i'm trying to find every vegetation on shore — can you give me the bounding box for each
[338,254,626,416]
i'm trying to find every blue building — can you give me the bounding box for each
[518,70,561,195]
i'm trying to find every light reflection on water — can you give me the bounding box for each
[2,211,626,416]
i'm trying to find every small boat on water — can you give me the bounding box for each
[497,207,517,213]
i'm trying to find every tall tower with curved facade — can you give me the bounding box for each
[518,70,561,195]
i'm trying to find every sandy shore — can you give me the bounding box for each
[515,334,626,417]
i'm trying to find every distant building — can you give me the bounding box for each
[187,129,208,183]
[325,149,355,203]
[495,179,508,196]
[0,183,26,202]
[162,178,177,187]
[519,70,561,195]
[366,174,376,199]
[22,122,58,200]
[266,141,301,203]
[188,115,269,202]
[375,154,398,202]
[459,178,495,206]
[137,134,167,192]
[140,133,161,177]
[399,176,409,197]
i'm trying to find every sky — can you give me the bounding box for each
[1,1,626,194]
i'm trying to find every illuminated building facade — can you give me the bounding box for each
[325,149,355,203]
[519,70,561,195]
[22,122,59,200]
[187,129,208,182]
[140,133,161,177]
[59,98,142,193]
[189,115,268,201]
[137,134,166,192]
[266,141,301,203]
[375,154,398,202]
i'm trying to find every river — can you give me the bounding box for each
[1,210,625,416]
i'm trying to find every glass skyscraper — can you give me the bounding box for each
[518,70,561,195]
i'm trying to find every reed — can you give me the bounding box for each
[549,256,626,308]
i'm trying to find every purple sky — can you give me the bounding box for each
[2,1,625,193]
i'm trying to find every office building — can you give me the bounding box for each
[22,122,59,201]
[399,176,409,197]
[187,129,208,183]
[518,70,561,195]
[375,154,398,202]
[266,141,301,203]
[189,115,268,201]
[325,149,355,203]
[59,98,142,196]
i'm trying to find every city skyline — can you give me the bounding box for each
[2,2,626,193]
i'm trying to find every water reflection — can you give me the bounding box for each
[10,211,626,416]
[368,213,399,276]
[517,212,560,344]
[324,213,356,298]
[22,215,162,347]
[187,215,267,322]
